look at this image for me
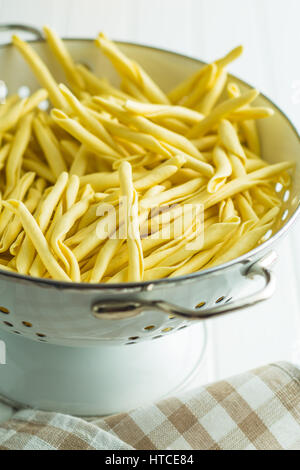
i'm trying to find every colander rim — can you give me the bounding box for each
[0,37,299,291]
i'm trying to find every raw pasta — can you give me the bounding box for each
[0,29,293,283]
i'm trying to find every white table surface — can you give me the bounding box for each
[0,0,299,418]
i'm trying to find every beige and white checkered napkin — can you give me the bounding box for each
[0,361,300,450]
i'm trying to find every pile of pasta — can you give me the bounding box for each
[0,27,293,283]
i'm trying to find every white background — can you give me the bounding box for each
[0,0,299,392]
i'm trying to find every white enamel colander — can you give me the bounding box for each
[0,25,299,416]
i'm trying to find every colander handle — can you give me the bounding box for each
[93,253,277,321]
[0,24,43,44]
[149,260,276,320]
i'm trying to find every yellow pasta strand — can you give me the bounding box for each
[207,146,232,193]
[33,116,67,177]
[43,26,85,91]
[12,35,69,110]
[118,161,144,282]
[188,89,259,138]
[96,33,169,105]
[5,112,34,196]
[4,200,71,281]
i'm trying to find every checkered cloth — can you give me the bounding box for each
[0,361,299,450]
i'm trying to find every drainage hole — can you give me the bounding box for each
[22,321,33,328]
[144,325,155,331]
[0,307,10,314]
[38,99,49,111]
[18,85,30,98]
[36,333,46,338]
[3,321,13,327]
[128,336,139,340]
[262,229,272,242]
[196,301,206,309]
[283,190,290,202]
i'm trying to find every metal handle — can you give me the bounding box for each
[93,253,277,321]
[0,24,43,44]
